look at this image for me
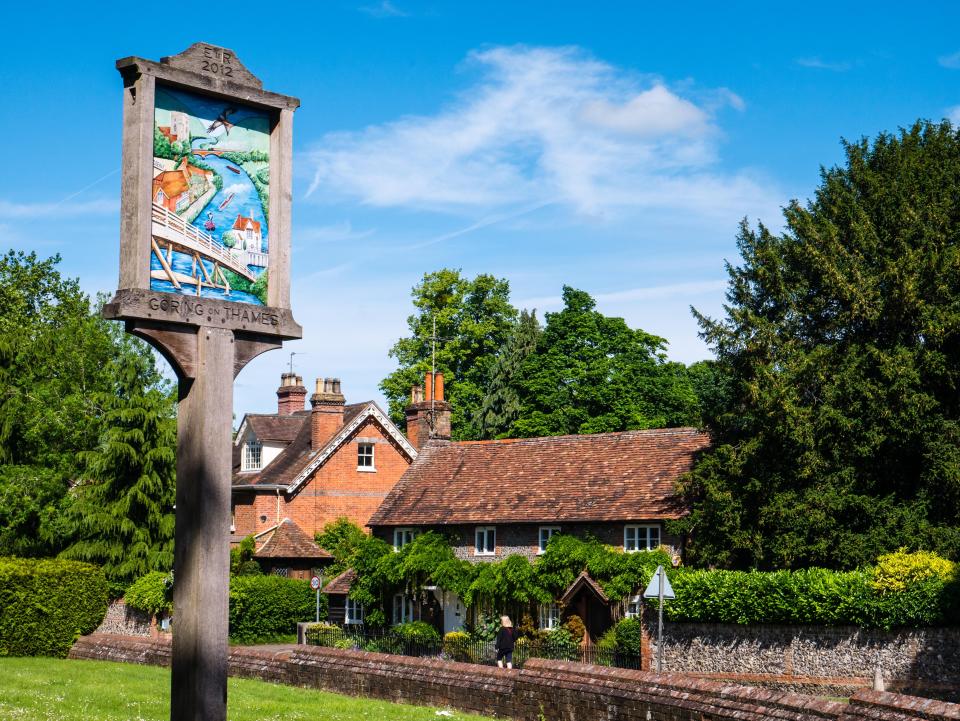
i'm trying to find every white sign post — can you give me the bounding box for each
[310,575,322,622]
[643,565,675,673]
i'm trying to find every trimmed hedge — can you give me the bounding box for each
[229,575,324,644]
[0,557,108,657]
[124,571,173,617]
[663,566,960,629]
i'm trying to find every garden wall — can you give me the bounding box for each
[94,600,154,638]
[649,622,960,699]
[69,633,960,721]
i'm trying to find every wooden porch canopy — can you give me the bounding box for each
[560,571,609,606]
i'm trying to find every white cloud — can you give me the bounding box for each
[306,45,771,217]
[938,51,960,69]
[359,0,407,18]
[796,57,853,72]
[516,280,727,312]
[0,198,118,219]
[295,221,375,244]
[947,105,960,125]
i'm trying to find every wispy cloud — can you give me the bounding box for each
[296,221,375,244]
[516,280,727,311]
[359,0,407,18]
[399,201,554,250]
[795,57,853,72]
[306,45,770,218]
[938,51,960,69]
[947,106,960,125]
[0,197,118,219]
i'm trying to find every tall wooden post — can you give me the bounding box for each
[171,328,234,721]
[104,44,301,721]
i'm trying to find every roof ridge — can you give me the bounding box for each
[453,426,707,446]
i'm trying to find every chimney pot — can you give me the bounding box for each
[424,372,434,402]
[434,372,444,402]
[310,375,346,448]
[277,372,307,415]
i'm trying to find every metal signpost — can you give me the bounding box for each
[311,575,322,622]
[105,43,301,721]
[643,564,675,673]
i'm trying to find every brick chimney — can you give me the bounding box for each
[310,377,345,449]
[405,371,452,450]
[276,372,307,416]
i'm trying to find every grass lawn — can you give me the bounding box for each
[0,657,492,721]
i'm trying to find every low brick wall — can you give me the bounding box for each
[69,634,960,721]
[651,623,960,700]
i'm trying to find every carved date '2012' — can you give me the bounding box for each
[201,46,234,77]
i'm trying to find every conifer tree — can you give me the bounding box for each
[677,121,960,569]
[478,309,541,439]
[59,340,176,593]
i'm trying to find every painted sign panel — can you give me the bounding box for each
[151,85,270,305]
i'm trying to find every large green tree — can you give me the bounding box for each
[508,287,699,437]
[676,121,960,570]
[478,309,541,439]
[380,269,517,440]
[0,251,176,570]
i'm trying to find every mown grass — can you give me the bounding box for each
[0,657,491,721]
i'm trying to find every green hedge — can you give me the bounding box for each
[124,571,173,617]
[663,567,960,629]
[0,557,109,657]
[229,575,324,644]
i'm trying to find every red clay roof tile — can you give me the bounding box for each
[368,427,710,526]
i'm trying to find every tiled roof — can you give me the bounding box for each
[232,403,377,488]
[254,519,332,560]
[322,568,356,595]
[246,413,308,442]
[560,571,609,605]
[368,427,710,526]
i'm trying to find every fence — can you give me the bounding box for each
[303,625,641,669]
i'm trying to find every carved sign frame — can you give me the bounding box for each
[105,43,302,378]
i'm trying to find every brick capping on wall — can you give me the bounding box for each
[69,634,960,721]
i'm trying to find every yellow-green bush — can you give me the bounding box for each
[873,550,956,594]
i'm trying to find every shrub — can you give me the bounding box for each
[613,617,643,656]
[0,557,109,657]
[442,630,473,661]
[392,620,441,644]
[563,614,586,642]
[228,575,321,644]
[540,628,579,661]
[304,622,344,647]
[124,571,173,617]
[229,537,261,576]
[873,550,956,594]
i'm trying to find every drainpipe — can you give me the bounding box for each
[276,488,281,524]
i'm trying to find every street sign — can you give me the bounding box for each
[643,565,675,600]
[310,576,321,590]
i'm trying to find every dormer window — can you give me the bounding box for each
[242,439,263,471]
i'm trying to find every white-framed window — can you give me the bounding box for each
[242,439,263,471]
[624,524,660,553]
[538,526,560,554]
[539,603,560,630]
[357,442,375,471]
[345,598,364,625]
[392,593,415,624]
[625,595,641,619]
[475,526,496,556]
[393,528,417,551]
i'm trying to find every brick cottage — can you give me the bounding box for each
[230,372,418,576]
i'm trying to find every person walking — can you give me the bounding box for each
[495,615,516,669]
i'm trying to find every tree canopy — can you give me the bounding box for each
[506,287,700,437]
[380,269,517,440]
[676,121,960,570]
[0,251,177,587]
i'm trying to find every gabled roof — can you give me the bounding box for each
[236,413,307,444]
[322,568,357,595]
[560,571,609,606]
[233,214,262,233]
[232,402,417,491]
[254,519,332,560]
[368,427,710,526]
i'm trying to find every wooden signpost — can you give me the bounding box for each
[104,43,301,721]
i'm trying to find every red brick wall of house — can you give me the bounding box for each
[233,418,413,540]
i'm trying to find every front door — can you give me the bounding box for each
[439,590,465,634]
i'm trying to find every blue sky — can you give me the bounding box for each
[3,1,960,416]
